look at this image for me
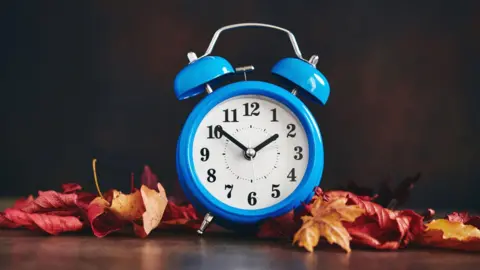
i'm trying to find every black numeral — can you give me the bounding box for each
[200,148,210,161]
[294,146,303,160]
[207,168,216,183]
[287,124,296,138]
[287,168,297,182]
[225,184,233,198]
[271,108,278,122]
[223,109,238,122]
[248,191,257,206]
[207,125,222,139]
[243,102,260,116]
[271,184,280,198]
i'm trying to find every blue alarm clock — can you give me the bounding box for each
[173,23,330,234]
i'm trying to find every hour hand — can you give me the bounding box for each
[253,134,279,152]
[215,126,248,151]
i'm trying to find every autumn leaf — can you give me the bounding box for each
[61,183,83,194]
[20,191,79,214]
[88,159,197,235]
[87,184,168,238]
[323,190,395,229]
[133,183,168,238]
[0,184,96,235]
[345,216,404,250]
[87,196,125,237]
[86,160,170,237]
[312,189,426,250]
[293,196,364,253]
[12,195,35,209]
[162,201,198,221]
[344,209,425,250]
[293,216,321,252]
[156,201,201,231]
[447,212,480,229]
[428,219,480,240]
[109,189,145,221]
[3,209,84,235]
[0,213,21,228]
[417,219,480,251]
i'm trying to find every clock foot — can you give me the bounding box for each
[197,212,214,235]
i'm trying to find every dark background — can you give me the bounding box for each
[2,1,479,211]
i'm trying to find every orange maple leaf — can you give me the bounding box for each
[418,219,480,251]
[293,196,364,253]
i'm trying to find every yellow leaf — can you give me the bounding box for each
[312,198,364,223]
[293,216,320,252]
[418,219,480,251]
[426,219,480,241]
[317,219,352,253]
[134,183,168,237]
[110,189,145,221]
[293,197,364,253]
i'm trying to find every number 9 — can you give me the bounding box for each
[200,147,210,161]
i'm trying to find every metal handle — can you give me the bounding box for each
[198,22,306,61]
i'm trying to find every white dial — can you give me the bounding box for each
[192,95,309,210]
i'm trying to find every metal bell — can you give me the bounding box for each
[271,56,330,105]
[174,55,235,100]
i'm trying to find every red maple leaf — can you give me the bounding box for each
[3,209,84,235]
[312,189,425,250]
[0,183,96,235]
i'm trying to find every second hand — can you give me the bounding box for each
[248,136,256,182]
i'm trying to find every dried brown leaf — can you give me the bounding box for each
[133,183,168,238]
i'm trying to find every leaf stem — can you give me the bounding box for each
[92,158,104,199]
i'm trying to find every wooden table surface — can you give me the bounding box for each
[0,229,478,270]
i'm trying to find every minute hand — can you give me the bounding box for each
[253,134,279,152]
[215,126,248,151]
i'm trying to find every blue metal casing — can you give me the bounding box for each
[176,81,324,231]
[174,56,235,100]
[271,58,330,105]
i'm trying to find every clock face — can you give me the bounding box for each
[192,94,309,210]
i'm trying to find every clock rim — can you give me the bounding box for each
[176,80,324,227]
